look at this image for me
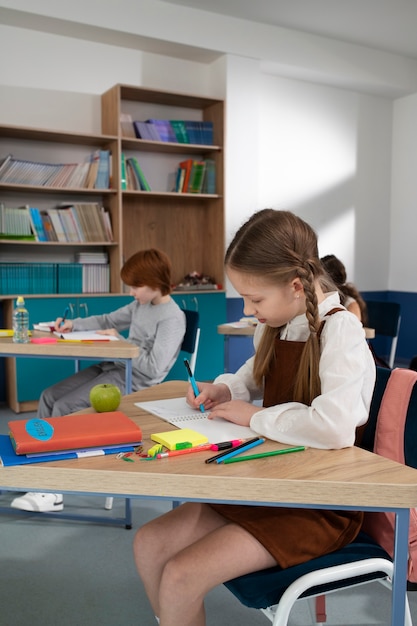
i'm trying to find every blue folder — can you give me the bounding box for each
[0,435,140,467]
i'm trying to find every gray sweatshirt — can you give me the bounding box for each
[72,298,186,390]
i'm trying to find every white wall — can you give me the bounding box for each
[391,93,417,292]
[0,6,414,295]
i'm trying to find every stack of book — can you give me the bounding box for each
[174,159,216,194]
[5,203,115,243]
[123,155,151,191]
[0,254,110,295]
[124,117,214,145]
[0,150,111,189]
[0,203,36,240]
[75,251,110,293]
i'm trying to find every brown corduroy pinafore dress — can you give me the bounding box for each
[210,317,363,569]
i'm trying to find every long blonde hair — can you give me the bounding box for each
[225,209,325,405]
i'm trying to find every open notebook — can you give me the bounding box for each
[135,397,256,442]
[53,330,119,341]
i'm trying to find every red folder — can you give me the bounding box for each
[8,411,142,455]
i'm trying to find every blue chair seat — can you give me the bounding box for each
[224,531,390,609]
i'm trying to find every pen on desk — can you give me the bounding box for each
[222,446,306,464]
[60,306,70,328]
[205,437,262,464]
[215,438,265,463]
[157,444,213,458]
[184,358,205,413]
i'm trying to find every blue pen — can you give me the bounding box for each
[215,437,265,463]
[60,306,70,328]
[184,358,205,413]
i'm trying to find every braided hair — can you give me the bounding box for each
[225,209,324,405]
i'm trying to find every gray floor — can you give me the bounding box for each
[0,404,416,625]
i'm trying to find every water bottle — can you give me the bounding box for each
[13,296,30,343]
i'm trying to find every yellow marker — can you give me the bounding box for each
[147,443,164,458]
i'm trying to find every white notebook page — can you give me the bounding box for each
[135,397,256,442]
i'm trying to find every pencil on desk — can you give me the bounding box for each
[222,446,306,464]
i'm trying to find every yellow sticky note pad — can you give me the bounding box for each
[151,428,208,451]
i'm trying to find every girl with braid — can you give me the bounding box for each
[133,209,376,626]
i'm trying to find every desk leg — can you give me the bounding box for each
[125,360,132,394]
[391,508,410,626]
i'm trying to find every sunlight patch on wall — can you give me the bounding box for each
[318,208,356,281]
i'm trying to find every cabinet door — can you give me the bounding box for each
[168,292,226,382]
[15,296,132,403]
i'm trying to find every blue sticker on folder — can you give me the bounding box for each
[25,418,54,441]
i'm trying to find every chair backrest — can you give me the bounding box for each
[365,300,401,369]
[181,309,200,373]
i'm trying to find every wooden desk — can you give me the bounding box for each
[0,380,416,624]
[0,333,139,400]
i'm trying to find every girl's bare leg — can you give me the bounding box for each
[134,502,277,626]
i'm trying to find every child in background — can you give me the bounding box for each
[11,248,185,513]
[133,209,375,626]
[321,253,368,324]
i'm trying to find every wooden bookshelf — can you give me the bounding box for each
[0,86,227,409]
[101,84,225,288]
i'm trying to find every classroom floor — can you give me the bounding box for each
[1,404,416,625]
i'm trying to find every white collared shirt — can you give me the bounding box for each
[214,292,376,449]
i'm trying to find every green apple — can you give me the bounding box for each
[89,383,121,412]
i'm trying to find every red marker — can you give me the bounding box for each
[210,439,246,451]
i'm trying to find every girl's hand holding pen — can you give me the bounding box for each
[185,381,231,412]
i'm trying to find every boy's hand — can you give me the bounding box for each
[55,318,73,332]
[96,329,119,337]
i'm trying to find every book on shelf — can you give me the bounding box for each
[0,151,111,189]
[126,157,151,191]
[177,159,193,192]
[28,206,48,241]
[188,160,206,193]
[184,120,202,145]
[202,158,216,194]
[0,153,12,176]
[94,149,111,189]
[8,411,142,455]
[147,119,177,142]
[120,153,127,190]
[201,121,214,145]
[0,204,35,239]
[57,263,83,293]
[133,120,160,141]
[46,208,67,242]
[85,150,100,189]
[169,120,190,143]
[120,113,136,138]
[40,211,58,241]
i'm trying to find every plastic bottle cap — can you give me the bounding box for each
[17,296,25,305]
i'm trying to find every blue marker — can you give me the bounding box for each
[215,437,265,463]
[184,358,205,413]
